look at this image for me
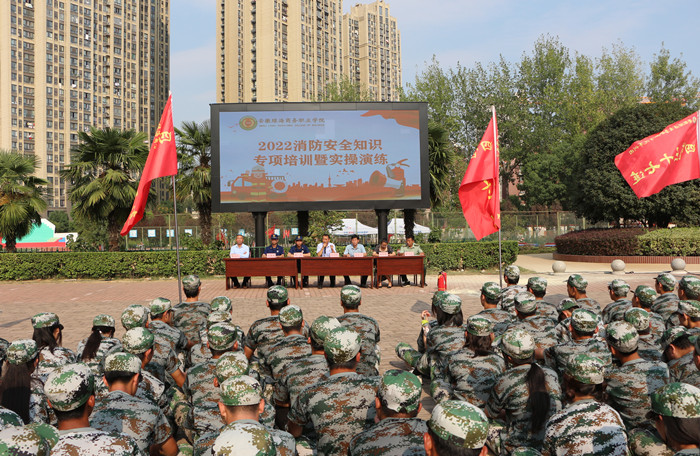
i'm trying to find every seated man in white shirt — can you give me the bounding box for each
[229,234,251,288]
[316,233,337,289]
[343,235,368,288]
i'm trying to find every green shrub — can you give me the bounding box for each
[0,242,518,280]
[638,228,700,256]
[554,228,649,256]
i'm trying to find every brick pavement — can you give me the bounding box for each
[1,263,696,419]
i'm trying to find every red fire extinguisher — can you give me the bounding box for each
[437,271,447,291]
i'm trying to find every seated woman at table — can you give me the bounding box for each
[372,238,395,288]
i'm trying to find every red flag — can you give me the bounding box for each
[459,110,501,240]
[120,95,178,236]
[615,112,699,198]
[266,225,276,237]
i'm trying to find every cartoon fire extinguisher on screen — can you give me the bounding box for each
[385,159,409,197]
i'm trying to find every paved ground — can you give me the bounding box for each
[1,253,697,419]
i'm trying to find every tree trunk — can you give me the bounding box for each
[107,215,121,252]
[5,236,16,253]
[199,205,212,246]
[404,209,415,239]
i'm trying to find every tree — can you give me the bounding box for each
[646,46,700,109]
[572,102,699,227]
[318,75,376,102]
[175,120,213,246]
[48,211,72,232]
[61,127,148,252]
[307,211,344,245]
[0,152,47,252]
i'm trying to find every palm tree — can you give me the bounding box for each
[0,152,47,252]
[61,127,148,252]
[428,121,455,207]
[175,120,213,245]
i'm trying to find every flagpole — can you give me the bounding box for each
[492,105,503,288]
[172,175,183,304]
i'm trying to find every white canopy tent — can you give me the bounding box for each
[330,218,379,236]
[387,217,431,235]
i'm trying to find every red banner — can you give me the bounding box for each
[120,95,178,236]
[615,112,699,198]
[459,111,501,240]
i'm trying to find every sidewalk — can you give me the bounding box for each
[515,253,700,275]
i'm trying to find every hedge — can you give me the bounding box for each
[0,241,518,280]
[555,227,700,256]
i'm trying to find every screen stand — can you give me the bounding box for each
[376,209,389,241]
[253,211,267,253]
[297,211,309,237]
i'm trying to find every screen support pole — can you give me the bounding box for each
[376,209,389,242]
[253,212,267,255]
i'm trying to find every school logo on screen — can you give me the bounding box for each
[239,116,258,131]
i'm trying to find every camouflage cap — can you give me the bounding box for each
[219,375,262,406]
[431,290,450,307]
[511,449,543,456]
[324,326,362,364]
[514,292,537,314]
[379,370,422,414]
[527,277,547,294]
[0,425,54,456]
[566,274,588,291]
[651,382,700,418]
[480,282,501,301]
[104,352,141,374]
[608,279,631,296]
[28,422,60,448]
[466,315,493,337]
[606,321,639,353]
[661,326,688,351]
[504,265,520,281]
[208,323,238,351]
[31,312,60,329]
[266,285,288,305]
[310,316,341,346]
[210,296,233,312]
[44,363,94,412]
[121,304,150,330]
[558,298,579,313]
[566,354,605,385]
[92,314,115,328]
[634,285,658,306]
[278,304,303,328]
[216,351,250,383]
[428,400,489,449]
[121,327,155,355]
[182,274,201,292]
[678,300,700,318]
[6,339,38,365]
[435,293,462,315]
[680,276,700,299]
[570,308,598,333]
[208,310,233,328]
[624,308,651,332]
[656,273,677,291]
[500,329,535,360]
[340,285,362,306]
[212,422,275,456]
[150,297,172,316]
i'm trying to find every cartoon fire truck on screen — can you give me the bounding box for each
[226,165,288,200]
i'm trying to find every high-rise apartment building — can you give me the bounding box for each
[217,0,401,103]
[0,0,170,211]
[343,1,401,101]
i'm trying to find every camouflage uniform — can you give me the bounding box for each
[629,428,674,456]
[0,423,58,456]
[439,316,505,407]
[210,421,276,456]
[76,314,122,394]
[188,311,244,369]
[646,382,700,456]
[91,353,172,452]
[500,285,527,313]
[31,313,76,382]
[652,293,680,322]
[668,353,696,383]
[261,306,311,382]
[528,277,559,321]
[625,307,663,362]
[338,285,381,377]
[210,296,232,313]
[427,400,490,451]
[274,316,338,407]
[602,279,632,324]
[605,321,670,430]
[186,323,239,406]
[6,339,53,424]
[149,298,189,353]
[45,363,141,455]
[544,309,612,379]
[288,327,380,456]
[348,370,427,456]
[120,327,169,415]
[477,308,515,338]
[486,329,562,453]
[542,354,628,456]
[506,293,558,354]
[121,305,150,330]
[0,406,23,429]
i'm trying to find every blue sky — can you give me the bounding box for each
[170,0,700,126]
